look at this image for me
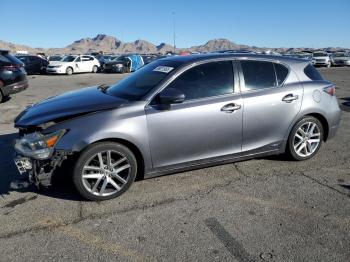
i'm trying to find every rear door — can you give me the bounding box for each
[81,56,93,72]
[238,59,303,153]
[29,56,41,73]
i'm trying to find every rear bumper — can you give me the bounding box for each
[328,124,340,140]
[1,80,28,96]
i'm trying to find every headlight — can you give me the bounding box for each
[14,129,66,160]
[114,64,123,68]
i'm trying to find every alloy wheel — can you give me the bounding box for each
[81,150,131,196]
[293,121,321,158]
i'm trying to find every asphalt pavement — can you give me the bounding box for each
[0,69,349,262]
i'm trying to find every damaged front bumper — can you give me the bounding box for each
[14,150,72,188]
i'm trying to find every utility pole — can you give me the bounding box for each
[172,11,176,54]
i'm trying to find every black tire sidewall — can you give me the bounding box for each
[73,142,137,201]
[287,116,324,161]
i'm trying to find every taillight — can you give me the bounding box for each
[323,85,336,96]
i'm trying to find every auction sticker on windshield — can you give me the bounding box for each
[153,66,174,73]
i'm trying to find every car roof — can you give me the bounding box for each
[161,53,308,66]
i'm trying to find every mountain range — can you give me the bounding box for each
[0,34,348,55]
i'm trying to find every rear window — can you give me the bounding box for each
[304,64,323,81]
[0,52,23,65]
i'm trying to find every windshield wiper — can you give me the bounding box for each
[98,84,110,93]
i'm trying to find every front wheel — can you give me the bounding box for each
[66,67,73,75]
[92,65,98,73]
[73,142,137,201]
[286,116,324,161]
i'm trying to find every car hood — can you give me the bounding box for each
[48,61,67,66]
[15,86,127,127]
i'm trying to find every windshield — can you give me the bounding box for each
[313,53,327,57]
[62,55,77,62]
[114,56,127,61]
[333,53,348,57]
[106,60,181,100]
[49,56,62,61]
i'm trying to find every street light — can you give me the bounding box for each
[172,11,176,54]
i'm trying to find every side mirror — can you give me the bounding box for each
[158,88,185,105]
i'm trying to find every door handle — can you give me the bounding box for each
[221,103,241,113]
[282,94,299,103]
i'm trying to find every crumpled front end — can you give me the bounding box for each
[14,150,72,187]
[13,128,73,188]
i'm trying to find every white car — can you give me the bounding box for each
[46,55,100,75]
[312,52,331,67]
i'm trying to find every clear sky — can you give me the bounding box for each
[1,0,349,48]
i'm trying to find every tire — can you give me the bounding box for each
[92,65,98,73]
[73,142,137,201]
[0,90,3,103]
[286,116,324,161]
[66,67,73,75]
[327,62,331,68]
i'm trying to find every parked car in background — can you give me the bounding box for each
[46,55,100,75]
[0,50,28,102]
[312,51,331,67]
[294,52,313,61]
[13,54,340,200]
[103,54,144,73]
[15,55,49,74]
[48,55,63,62]
[141,54,160,65]
[331,52,350,66]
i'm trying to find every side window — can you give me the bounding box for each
[241,60,276,91]
[75,57,81,62]
[274,63,289,86]
[165,61,234,100]
[82,56,90,62]
[304,64,323,81]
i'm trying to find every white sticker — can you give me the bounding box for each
[153,66,174,73]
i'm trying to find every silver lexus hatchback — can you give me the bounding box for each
[13,54,341,201]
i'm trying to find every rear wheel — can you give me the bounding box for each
[66,67,73,75]
[0,90,3,103]
[286,116,324,161]
[73,142,137,201]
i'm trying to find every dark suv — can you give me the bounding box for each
[0,50,28,102]
[15,55,49,74]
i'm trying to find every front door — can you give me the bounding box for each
[146,60,243,169]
